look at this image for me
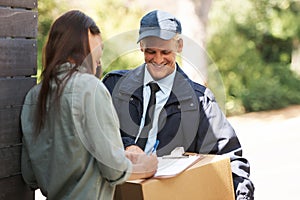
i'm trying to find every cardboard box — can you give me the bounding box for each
[114,154,235,200]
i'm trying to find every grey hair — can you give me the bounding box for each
[140,33,182,48]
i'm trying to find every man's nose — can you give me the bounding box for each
[153,53,164,64]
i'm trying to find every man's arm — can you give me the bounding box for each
[102,70,128,94]
[122,136,137,149]
[195,87,255,199]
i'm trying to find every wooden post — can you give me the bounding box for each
[0,0,37,199]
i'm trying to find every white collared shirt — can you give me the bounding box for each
[135,64,176,154]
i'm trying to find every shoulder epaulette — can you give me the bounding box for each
[102,70,129,81]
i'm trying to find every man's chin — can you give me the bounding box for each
[149,72,166,81]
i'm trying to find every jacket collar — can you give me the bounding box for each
[118,64,145,102]
[168,65,195,105]
[118,63,196,104]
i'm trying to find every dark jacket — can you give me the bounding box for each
[103,63,254,199]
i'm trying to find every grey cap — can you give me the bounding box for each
[137,10,182,43]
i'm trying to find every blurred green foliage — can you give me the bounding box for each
[207,0,300,115]
[37,0,143,80]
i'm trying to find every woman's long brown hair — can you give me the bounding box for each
[36,10,100,133]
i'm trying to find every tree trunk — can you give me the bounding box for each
[291,39,300,75]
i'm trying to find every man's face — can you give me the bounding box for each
[140,36,183,81]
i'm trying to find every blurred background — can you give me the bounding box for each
[35,0,300,199]
[38,0,300,116]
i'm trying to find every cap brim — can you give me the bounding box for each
[137,29,176,43]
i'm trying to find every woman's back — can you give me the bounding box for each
[21,64,131,199]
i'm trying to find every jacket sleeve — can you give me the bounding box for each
[197,88,255,199]
[72,74,132,186]
[121,137,136,149]
[21,138,38,190]
[20,88,39,190]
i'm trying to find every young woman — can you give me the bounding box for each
[21,10,157,200]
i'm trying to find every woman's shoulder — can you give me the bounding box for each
[24,83,42,104]
[74,72,98,84]
[72,72,107,94]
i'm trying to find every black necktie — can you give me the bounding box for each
[136,82,160,149]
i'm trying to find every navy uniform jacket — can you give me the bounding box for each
[103,63,254,199]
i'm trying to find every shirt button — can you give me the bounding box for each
[190,103,194,107]
[130,97,133,101]
[177,105,181,109]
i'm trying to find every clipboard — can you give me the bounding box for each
[153,147,203,178]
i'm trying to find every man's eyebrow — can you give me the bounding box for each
[145,47,171,51]
[145,48,155,51]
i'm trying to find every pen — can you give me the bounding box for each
[162,156,189,159]
[151,140,159,154]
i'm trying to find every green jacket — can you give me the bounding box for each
[21,63,132,200]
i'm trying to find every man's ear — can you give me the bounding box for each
[177,38,183,53]
[139,42,144,52]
